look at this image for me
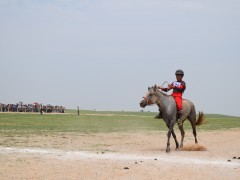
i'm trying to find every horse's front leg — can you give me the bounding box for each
[166,122,174,153]
[166,124,179,150]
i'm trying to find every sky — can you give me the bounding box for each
[0,0,239,116]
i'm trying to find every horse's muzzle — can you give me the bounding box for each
[140,100,147,108]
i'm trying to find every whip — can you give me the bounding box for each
[160,81,169,88]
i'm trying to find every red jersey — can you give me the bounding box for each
[171,81,186,97]
[162,81,186,96]
[162,81,186,111]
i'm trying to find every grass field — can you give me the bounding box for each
[0,110,239,136]
[0,110,240,180]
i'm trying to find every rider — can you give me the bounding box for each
[157,69,186,126]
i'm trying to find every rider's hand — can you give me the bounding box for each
[168,84,173,89]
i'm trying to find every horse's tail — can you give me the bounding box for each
[196,111,205,126]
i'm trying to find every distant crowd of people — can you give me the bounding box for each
[0,102,65,113]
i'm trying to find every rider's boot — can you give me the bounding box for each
[177,110,183,126]
[155,109,163,119]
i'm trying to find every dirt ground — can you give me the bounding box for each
[0,129,240,180]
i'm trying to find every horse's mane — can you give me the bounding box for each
[156,89,171,97]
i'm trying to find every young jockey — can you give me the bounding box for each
[157,69,186,126]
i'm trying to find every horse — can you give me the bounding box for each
[139,85,205,153]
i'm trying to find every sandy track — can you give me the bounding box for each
[1,147,239,167]
[0,129,239,179]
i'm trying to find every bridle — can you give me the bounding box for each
[143,91,155,106]
[142,82,168,106]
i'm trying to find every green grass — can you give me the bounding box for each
[0,113,161,135]
[0,111,239,136]
[66,109,155,116]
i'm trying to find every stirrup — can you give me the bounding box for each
[177,119,182,126]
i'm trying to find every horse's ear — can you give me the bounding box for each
[154,84,157,92]
[148,87,150,90]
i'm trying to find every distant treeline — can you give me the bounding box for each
[0,102,65,113]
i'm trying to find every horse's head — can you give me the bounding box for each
[139,85,158,108]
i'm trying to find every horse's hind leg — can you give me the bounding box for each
[189,118,198,144]
[192,122,198,144]
[172,129,179,150]
[178,123,185,148]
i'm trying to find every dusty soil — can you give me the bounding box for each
[0,129,240,180]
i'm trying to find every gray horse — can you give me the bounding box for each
[139,85,205,153]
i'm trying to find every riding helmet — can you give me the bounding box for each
[175,69,184,76]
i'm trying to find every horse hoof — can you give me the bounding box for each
[166,148,170,153]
